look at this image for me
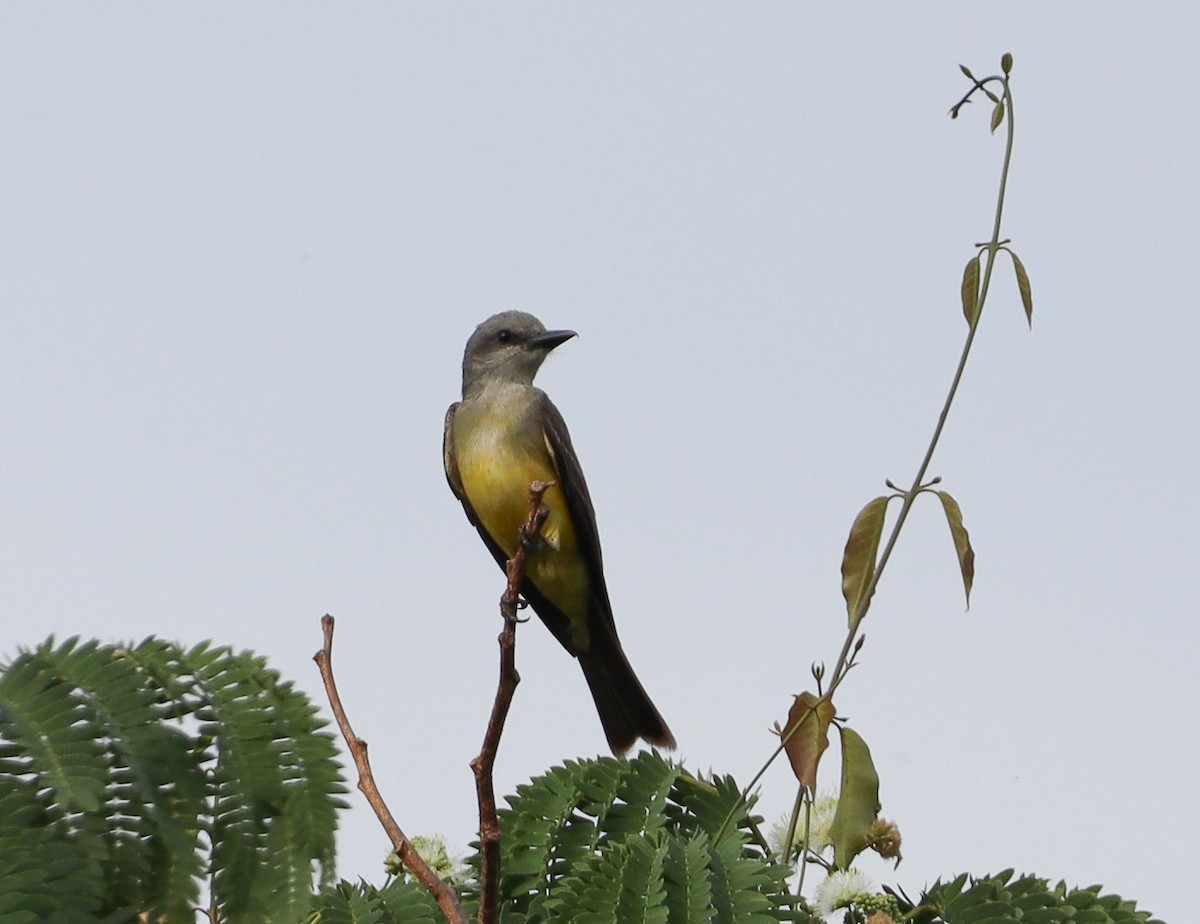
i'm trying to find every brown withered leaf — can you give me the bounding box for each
[780,693,836,795]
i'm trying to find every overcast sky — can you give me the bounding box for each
[2,5,1195,921]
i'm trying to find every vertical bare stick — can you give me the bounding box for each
[315,615,467,924]
[471,481,553,924]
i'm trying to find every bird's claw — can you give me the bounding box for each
[518,530,543,553]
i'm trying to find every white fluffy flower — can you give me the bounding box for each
[386,834,469,885]
[805,794,838,852]
[813,868,875,919]
[769,793,839,859]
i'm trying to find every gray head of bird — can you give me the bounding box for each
[461,311,577,397]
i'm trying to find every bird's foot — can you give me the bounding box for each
[518,529,544,553]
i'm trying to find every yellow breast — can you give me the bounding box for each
[453,392,589,640]
[457,424,560,557]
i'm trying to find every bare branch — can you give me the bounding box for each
[471,481,554,924]
[315,615,467,924]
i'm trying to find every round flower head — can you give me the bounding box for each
[813,868,875,920]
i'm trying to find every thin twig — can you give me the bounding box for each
[315,615,467,924]
[472,481,554,924]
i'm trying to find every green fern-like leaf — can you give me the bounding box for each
[662,771,752,841]
[0,775,107,923]
[314,882,390,924]
[542,832,670,924]
[602,753,678,841]
[494,754,806,923]
[136,639,343,921]
[312,879,442,924]
[0,635,346,922]
[910,871,1166,924]
[0,639,110,814]
[705,831,782,924]
[496,756,616,902]
[267,671,349,883]
[0,637,205,918]
[662,833,716,924]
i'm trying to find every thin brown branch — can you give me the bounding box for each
[471,481,554,924]
[315,615,467,924]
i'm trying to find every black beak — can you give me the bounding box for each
[529,329,577,352]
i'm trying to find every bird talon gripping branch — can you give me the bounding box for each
[517,529,544,553]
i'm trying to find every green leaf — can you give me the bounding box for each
[312,879,440,923]
[935,491,975,607]
[780,693,835,795]
[961,254,981,325]
[1010,250,1034,327]
[959,64,976,81]
[0,639,109,816]
[829,727,880,870]
[841,496,889,625]
[913,873,1167,924]
[944,879,1000,920]
[0,636,345,922]
[990,100,1005,133]
[1021,909,1070,924]
[662,834,716,924]
[961,901,1018,923]
[493,754,803,923]
[543,834,669,924]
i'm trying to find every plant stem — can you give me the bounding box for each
[827,70,1015,694]
[722,66,1019,857]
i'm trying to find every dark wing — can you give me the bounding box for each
[443,401,512,572]
[442,403,465,499]
[536,392,618,637]
[539,394,675,753]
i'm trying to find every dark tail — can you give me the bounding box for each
[578,623,675,756]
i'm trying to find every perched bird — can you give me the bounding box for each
[443,311,674,755]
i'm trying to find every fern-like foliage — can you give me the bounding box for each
[311,879,442,924]
[898,869,1167,924]
[0,636,347,923]
[2,640,1166,924]
[484,751,811,924]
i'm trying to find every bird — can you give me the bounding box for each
[443,311,675,755]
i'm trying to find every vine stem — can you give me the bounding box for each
[719,66,1018,853]
[827,70,1014,694]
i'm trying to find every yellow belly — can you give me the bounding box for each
[454,407,590,638]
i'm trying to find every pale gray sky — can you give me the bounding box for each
[2,5,1195,921]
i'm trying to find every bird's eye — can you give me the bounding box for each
[496,329,512,343]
